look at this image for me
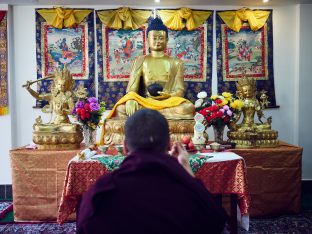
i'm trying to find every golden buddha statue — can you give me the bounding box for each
[101,18,195,145]
[227,76,278,148]
[23,65,84,149]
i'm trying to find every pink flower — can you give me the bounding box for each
[227,110,232,116]
[223,105,229,111]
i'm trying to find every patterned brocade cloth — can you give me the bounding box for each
[57,152,250,224]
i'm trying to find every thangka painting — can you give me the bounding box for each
[216,10,277,107]
[0,12,8,115]
[35,9,95,108]
[97,14,213,109]
[96,13,147,108]
[166,17,212,103]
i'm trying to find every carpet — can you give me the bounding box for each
[0,201,12,220]
[1,201,312,233]
[0,222,76,233]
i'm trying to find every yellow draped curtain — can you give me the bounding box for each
[37,7,92,29]
[217,8,271,32]
[97,7,152,30]
[157,8,211,31]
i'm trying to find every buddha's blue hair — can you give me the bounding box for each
[146,17,168,38]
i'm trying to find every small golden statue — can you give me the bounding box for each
[23,65,84,149]
[100,18,195,145]
[227,76,278,148]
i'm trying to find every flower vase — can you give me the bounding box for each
[213,125,225,143]
[83,126,96,147]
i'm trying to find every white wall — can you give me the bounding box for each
[1,4,309,183]
[299,4,312,179]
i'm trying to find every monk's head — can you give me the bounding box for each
[124,109,170,154]
[147,17,168,52]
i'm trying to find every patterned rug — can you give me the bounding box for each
[0,222,76,233]
[1,200,311,233]
[0,201,12,220]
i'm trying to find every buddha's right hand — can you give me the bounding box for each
[125,100,139,116]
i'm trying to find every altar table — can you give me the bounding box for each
[231,141,302,217]
[57,152,250,233]
[10,146,83,221]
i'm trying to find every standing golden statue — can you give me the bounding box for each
[227,75,278,148]
[101,18,195,145]
[23,65,85,149]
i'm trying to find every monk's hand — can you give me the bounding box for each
[151,91,171,100]
[125,100,139,116]
[169,142,194,177]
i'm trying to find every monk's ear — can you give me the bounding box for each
[123,140,130,155]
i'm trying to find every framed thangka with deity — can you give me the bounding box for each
[96,13,148,109]
[166,15,213,103]
[35,9,95,108]
[216,9,277,107]
[97,13,213,108]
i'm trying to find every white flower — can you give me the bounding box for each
[195,99,203,108]
[197,91,207,99]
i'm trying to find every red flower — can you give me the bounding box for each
[215,99,222,105]
[216,111,223,118]
[224,116,230,123]
[208,105,218,112]
[84,103,91,111]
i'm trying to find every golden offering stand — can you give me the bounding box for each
[23,65,85,150]
[102,118,194,145]
[227,76,278,148]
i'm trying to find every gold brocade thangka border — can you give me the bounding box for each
[221,23,269,81]
[0,13,8,115]
[40,22,89,80]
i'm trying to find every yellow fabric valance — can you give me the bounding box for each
[157,8,211,31]
[218,8,271,32]
[97,8,152,30]
[37,8,92,29]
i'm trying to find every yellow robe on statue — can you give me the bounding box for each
[106,91,188,119]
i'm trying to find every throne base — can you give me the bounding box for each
[228,130,279,148]
[102,118,195,145]
[33,123,83,150]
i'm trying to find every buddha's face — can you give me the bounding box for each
[241,85,254,98]
[148,30,167,52]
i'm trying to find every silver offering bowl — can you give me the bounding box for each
[98,145,109,154]
[115,145,124,156]
[210,142,221,152]
[194,144,205,154]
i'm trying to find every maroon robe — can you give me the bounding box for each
[77,150,227,234]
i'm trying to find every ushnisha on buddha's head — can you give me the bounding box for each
[147,17,168,52]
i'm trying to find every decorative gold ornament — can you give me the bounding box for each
[227,75,278,148]
[23,65,85,149]
[102,118,195,145]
